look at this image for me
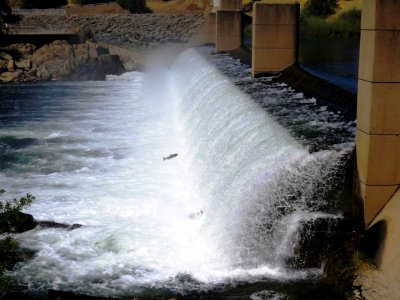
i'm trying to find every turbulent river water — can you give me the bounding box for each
[0,47,355,298]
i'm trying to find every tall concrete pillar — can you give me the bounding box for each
[215,0,242,52]
[356,0,400,226]
[186,12,216,48]
[252,2,299,78]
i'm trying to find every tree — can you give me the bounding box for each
[0,191,35,233]
[303,0,339,18]
[117,0,152,14]
[72,0,111,5]
[0,0,11,15]
[21,0,67,9]
[0,0,11,35]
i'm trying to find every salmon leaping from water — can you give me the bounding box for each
[163,153,178,161]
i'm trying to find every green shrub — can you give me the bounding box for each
[0,193,35,234]
[0,237,19,297]
[339,7,361,24]
[117,0,152,14]
[300,8,361,38]
[303,0,340,19]
[0,190,35,297]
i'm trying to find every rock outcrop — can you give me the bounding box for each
[0,44,36,83]
[0,40,126,83]
[0,211,83,233]
[0,211,36,233]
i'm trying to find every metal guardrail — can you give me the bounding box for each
[8,25,80,35]
[12,8,67,16]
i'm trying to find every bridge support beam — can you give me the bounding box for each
[215,0,242,52]
[252,2,299,78]
[356,0,400,226]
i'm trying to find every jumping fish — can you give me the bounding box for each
[189,210,204,219]
[163,153,178,161]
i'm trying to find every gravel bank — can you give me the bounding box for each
[16,14,204,49]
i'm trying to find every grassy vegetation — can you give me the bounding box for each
[0,237,19,297]
[300,8,361,38]
[147,0,210,13]
[242,0,362,39]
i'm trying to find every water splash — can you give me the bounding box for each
[0,48,353,297]
[170,49,350,270]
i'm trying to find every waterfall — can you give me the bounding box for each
[169,49,349,269]
[2,48,352,297]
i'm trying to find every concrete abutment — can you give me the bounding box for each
[215,0,242,52]
[186,12,216,48]
[356,0,400,227]
[355,1,400,289]
[251,2,299,77]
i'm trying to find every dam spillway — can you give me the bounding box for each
[0,48,354,297]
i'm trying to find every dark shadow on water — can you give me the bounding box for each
[0,82,88,128]
[4,277,349,300]
[299,38,360,94]
[0,136,39,149]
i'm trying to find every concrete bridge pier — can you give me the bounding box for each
[186,12,216,48]
[252,1,299,78]
[356,0,400,226]
[215,0,242,52]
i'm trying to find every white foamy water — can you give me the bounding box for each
[0,49,350,297]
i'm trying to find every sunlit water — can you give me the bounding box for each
[0,48,353,297]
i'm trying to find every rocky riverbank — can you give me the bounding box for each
[0,40,127,83]
[1,13,204,83]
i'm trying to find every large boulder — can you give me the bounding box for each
[72,41,109,59]
[1,40,127,83]
[0,59,7,72]
[63,54,125,81]
[31,40,74,67]
[32,40,125,81]
[0,211,36,233]
[7,59,15,71]
[0,52,13,61]
[0,70,23,83]
[15,59,31,71]
[2,44,36,59]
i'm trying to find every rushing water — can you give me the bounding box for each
[1,48,353,298]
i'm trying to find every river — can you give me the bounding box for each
[1,47,354,298]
